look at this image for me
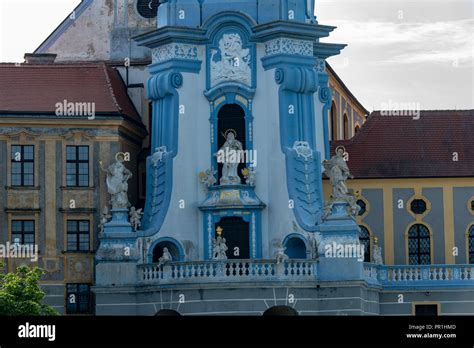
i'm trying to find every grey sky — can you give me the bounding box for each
[0,0,472,110]
[318,0,473,110]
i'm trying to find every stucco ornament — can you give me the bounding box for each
[211,33,251,86]
[98,206,111,234]
[241,166,256,186]
[217,130,243,185]
[129,207,144,231]
[158,247,173,267]
[151,146,167,167]
[198,167,217,187]
[322,146,360,218]
[101,154,133,209]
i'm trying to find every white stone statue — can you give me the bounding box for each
[198,167,217,187]
[212,235,228,260]
[322,146,360,217]
[217,130,243,185]
[158,247,173,267]
[305,232,319,260]
[274,242,289,264]
[242,167,256,186]
[98,206,111,234]
[129,207,143,231]
[373,237,384,265]
[151,146,167,167]
[101,155,132,209]
[210,33,251,86]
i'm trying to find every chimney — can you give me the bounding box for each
[24,53,57,64]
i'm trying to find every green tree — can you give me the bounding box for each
[0,261,59,315]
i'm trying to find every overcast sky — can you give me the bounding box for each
[0,0,472,110]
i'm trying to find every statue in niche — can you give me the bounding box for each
[322,146,360,218]
[129,207,143,231]
[216,129,243,185]
[211,33,251,86]
[98,206,111,234]
[158,247,173,267]
[100,154,132,209]
[212,227,228,260]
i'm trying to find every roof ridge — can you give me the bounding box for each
[101,63,122,113]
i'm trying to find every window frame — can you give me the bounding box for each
[11,220,35,245]
[11,145,35,187]
[468,224,474,264]
[410,199,427,215]
[408,224,431,265]
[66,145,90,187]
[66,220,90,252]
[66,283,93,315]
[358,225,371,263]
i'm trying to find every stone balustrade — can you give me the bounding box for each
[365,264,474,288]
[139,259,317,285]
[139,260,474,288]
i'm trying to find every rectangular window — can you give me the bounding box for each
[11,220,35,245]
[414,304,438,316]
[66,146,89,187]
[11,145,34,186]
[66,284,92,314]
[67,220,90,252]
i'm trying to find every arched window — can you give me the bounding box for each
[283,236,307,259]
[468,225,474,264]
[356,199,366,216]
[330,101,337,141]
[355,125,360,134]
[343,114,349,140]
[408,224,431,265]
[217,104,246,184]
[358,226,371,262]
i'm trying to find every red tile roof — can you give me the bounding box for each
[331,110,474,178]
[0,62,142,123]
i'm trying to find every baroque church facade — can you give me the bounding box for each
[0,0,473,316]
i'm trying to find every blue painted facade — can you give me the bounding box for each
[92,0,474,316]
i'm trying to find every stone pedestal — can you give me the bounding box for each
[317,201,363,281]
[103,208,133,235]
[96,208,140,286]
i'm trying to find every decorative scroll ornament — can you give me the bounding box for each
[210,33,251,86]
